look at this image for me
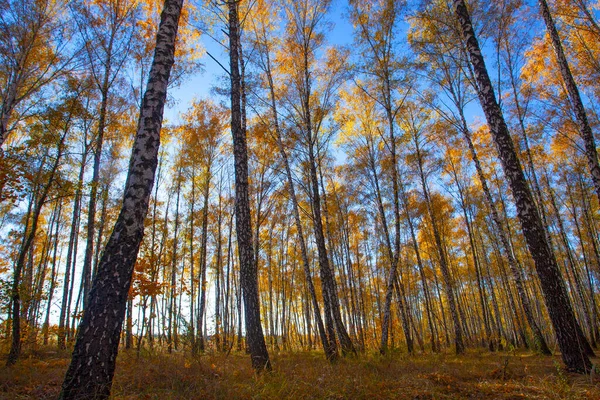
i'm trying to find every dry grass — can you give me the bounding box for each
[1,347,599,399]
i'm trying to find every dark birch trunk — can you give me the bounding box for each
[453,0,593,372]
[227,0,270,371]
[81,82,109,309]
[399,178,438,352]
[58,1,184,397]
[367,136,411,355]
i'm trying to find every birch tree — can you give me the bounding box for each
[453,0,594,373]
[59,0,185,397]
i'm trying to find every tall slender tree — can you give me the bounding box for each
[348,0,414,356]
[404,101,465,355]
[282,0,355,356]
[227,0,271,372]
[537,0,600,205]
[453,0,593,373]
[247,0,335,361]
[58,0,184,397]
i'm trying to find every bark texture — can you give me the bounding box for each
[58,1,184,397]
[227,0,271,372]
[453,0,593,373]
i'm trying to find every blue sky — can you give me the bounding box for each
[164,0,353,124]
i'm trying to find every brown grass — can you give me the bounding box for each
[1,348,599,399]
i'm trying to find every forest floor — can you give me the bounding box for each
[1,346,599,399]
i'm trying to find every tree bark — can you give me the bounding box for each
[227,0,271,372]
[58,1,184,397]
[453,0,593,372]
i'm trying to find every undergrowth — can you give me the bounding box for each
[1,347,599,399]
